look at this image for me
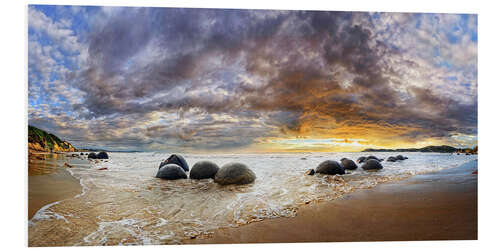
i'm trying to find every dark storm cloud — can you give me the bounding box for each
[29,6,477,150]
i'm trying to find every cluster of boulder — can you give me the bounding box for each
[88,151,109,159]
[155,154,256,185]
[306,155,404,176]
[386,155,409,162]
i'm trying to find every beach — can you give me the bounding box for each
[28,152,477,246]
[28,153,83,219]
[189,159,477,243]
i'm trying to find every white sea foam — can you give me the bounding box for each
[29,152,476,245]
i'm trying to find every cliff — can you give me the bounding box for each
[28,125,77,152]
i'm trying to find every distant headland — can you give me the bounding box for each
[28,125,77,153]
[363,145,478,154]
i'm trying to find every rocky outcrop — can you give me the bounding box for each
[28,125,77,152]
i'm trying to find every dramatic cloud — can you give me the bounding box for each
[28,6,477,152]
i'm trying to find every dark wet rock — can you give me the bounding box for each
[160,154,189,172]
[396,155,407,160]
[214,162,256,185]
[305,169,315,175]
[340,158,358,170]
[361,159,384,170]
[315,160,345,175]
[88,152,98,159]
[366,155,383,162]
[386,156,398,162]
[189,161,220,179]
[98,167,108,170]
[80,152,84,155]
[357,156,367,163]
[156,164,188,180]
[301,157,307,160]
[64,162,73,168]
[96,151,109,159]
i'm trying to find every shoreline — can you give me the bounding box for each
[28,153,85,219]
[188,159,478,244]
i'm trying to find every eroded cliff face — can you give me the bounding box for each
[28,126,77,152]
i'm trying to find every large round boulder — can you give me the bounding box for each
[396,155,407,160]
[189,161,220,179]
[96,151,109,159]
[340,158,358,170]
[214,163,256,185]
[357,156,367,163]
[386,156,398,162]
[155,164,188,180]
[361,159,384,170]
[366,155,382,162]
[88,152,97,159]
[159,154,189,172]
[315,160,345,175]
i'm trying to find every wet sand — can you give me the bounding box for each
[189,159,478,244]
[28,153,84,219]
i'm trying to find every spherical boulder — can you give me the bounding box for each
[155,164,188,180]
[88,152,98,159]
[340,158,358,170]
[386,156,398,162]
[357,156,367,163]
[214,163,256,185]
[305,169,315,175]
[159,154,189,172]
[366,155,382,162]
[189,161,220,179]
[361,159,384,170]
[315,160,345,175]
[396,155,407,160]
[96,151,109,159]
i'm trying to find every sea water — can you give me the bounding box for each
[28,152,476,246]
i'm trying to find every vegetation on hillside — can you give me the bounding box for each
[28,125,76,152]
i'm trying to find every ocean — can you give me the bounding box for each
[28,152,477,245]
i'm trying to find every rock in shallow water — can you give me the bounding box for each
[396,155,408,160]
[361,159,384,170]
[189,161,220,179]
[88,152,97,159]
[340,158,358,170]
[305,169,315,175]
[159,154,189,172]
[366,155,383,162]
[97,151,109,159]
[386,156,398,162]
[214,162,256,185]
[315,160,345,175]
[357,156,367,163]
[156,164,188,180]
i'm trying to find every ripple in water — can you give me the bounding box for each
[28,152,476,246]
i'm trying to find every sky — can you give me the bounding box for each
[27,5,478,152]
